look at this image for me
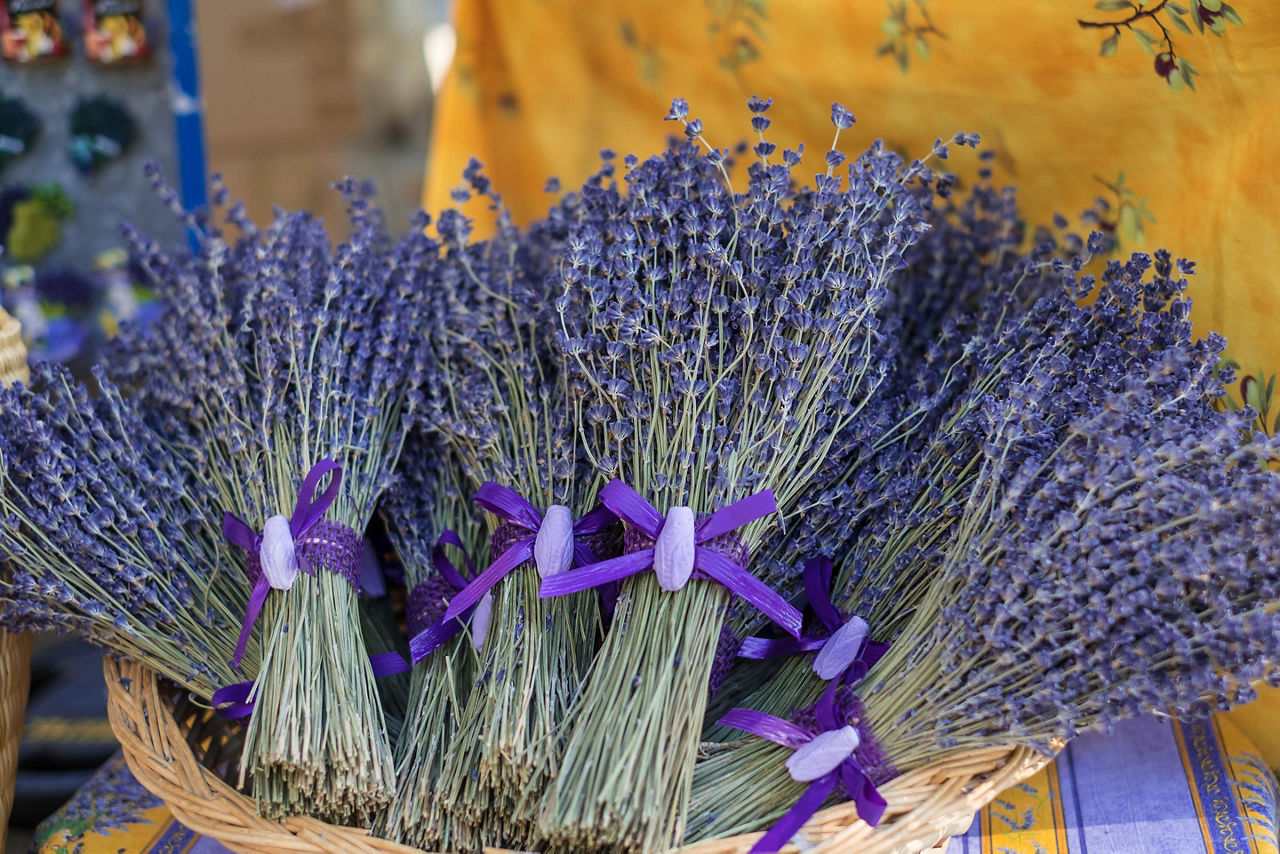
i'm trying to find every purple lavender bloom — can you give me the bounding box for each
[0,362,244,694]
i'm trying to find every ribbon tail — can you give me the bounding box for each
[539,549,655,598]
[232,575,271,670]
[841,761,888,827]
[369,651,412,677]
[442,539,534,623]
[572,542,597,568]
[696,489,777,541]
[408,613,469,663]
[599,581,619,618]
[212,681,256,720]
[221,512,257,552]
[717,708,814,748]
[750,773,839,854]
[695,547,804,639]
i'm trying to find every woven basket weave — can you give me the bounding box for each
[105,655,1056,854]
[0,307,30,852]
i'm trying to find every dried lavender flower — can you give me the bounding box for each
[0,363,249,695]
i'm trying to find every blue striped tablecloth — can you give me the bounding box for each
[948,714,1279,854]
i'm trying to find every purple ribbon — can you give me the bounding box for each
[407,529,482,662]
[439,482,617,625]
[739,557,889,682]
[539,480,804,638]
[719,697,888,852]
[211,682,255,720]
[222,458,343,670]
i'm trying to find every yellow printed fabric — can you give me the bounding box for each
[428,0,1279,375]
[425,0,1280,756]
[948,715,1279,854]
[35,754,232,854]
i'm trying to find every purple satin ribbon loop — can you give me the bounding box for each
[473,480,543,532]
[432,528,476,591]
[598,479,664,535]
[736,635,826,659]
[211,682,255,720]
[538,479,803,638]
[290,458,343,533]
[718,708,812,749]
[221,513,257,552]
[222,458,344,671]
[440,482,617,624]
[719,705,888,852]
[739,556,890,681]
[803,554,844,632]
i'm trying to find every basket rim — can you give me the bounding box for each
[104,656,1058,854]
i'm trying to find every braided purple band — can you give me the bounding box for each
[295,519,362,589]
[407,574,456,638]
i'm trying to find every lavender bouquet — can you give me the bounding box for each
[536,99,955,851]
[704,165,1084,734]
[421,169,616,847]
[372,430,484,852]
[688,252,1280,847]
[107,174,434,823]
[0,363,251,696]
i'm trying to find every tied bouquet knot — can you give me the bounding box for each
[434,480,618,631]
[221,458,350,671]
[406,530,483,660]
[721,683,893,853]
[740,556,890,683]
[540,479,804,638]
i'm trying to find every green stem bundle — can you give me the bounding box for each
[539,578,728,852]
[437,550,601,848]
[242,571,395,824]
[376,635,478,850]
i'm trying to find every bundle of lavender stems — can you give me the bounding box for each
[105,174,436,823]
[1,97,1278,854]
[421,170,615,848]
[372,430,484,852]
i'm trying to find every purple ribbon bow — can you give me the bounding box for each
[539,479,804,638]
[438,482,616,625]
[719,694,888,852]
[407,529,482,662]
[739,556,889,683]
[222,458,343,670]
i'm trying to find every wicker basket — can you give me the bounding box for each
[0,307,30,852]
[105,655,1056,854]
